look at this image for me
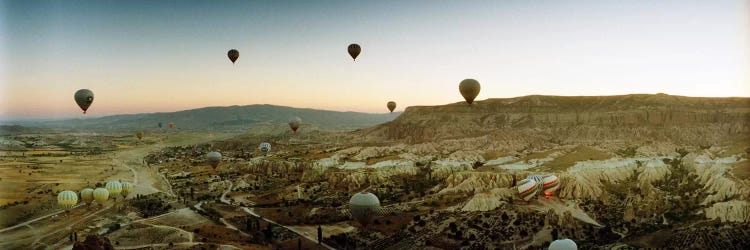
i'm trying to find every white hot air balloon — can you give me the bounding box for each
[541,175,560,198]
[517,179,538,201]
[349,192,380,227]
[549,239,577,250]
[259,142,271,155]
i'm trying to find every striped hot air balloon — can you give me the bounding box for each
[80,188,94,203]
[121,182,133,198]
[542,175,560,198]
[58,191,78,209]
[517,179,538,201]
[105,181,122,199]
[93,188,109,205]
[259,142,271,154]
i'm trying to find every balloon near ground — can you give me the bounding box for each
[259,142,271,154]
[74,89,94,114]
[349,191,380,227]
[227,49,239,64]
[348,44,361,61]
[80,188,94,203]
[517,179,538,201]
[387,101,396,113]
[288,117,301,132]
[542,175,560,197]
[121,182,133,198]
[93,188,109,204]
[206,151,222,170]
[458,79,481,105]
[169,122,174,128]
[58,191,78,209]
[106,180,122,198]
[136,131,144,140]
[549,239,577,250]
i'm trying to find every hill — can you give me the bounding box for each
[12,105,400,131]
[359,94,750,144]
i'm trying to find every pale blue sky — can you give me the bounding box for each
[1,0,748,119]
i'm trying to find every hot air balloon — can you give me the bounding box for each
[158,122,163,128]
[387,101,396,113]
[458,79,481,105]
[80,188,94,204]
[58,191,78,209]
[121,182,133,198]
[259,142,271,155]
[136,132,144,140]
[517,179,538,201]
[549,239,577,250]
[206,152,222,170]
[288,117,301,133]
[541,175,560,198]
[74,89,94,114]
[93,188,109,206]
[348,44,361,61]
[228,49,239,64]
[349,192,380,227]
[169,122,175,128]
[105,181,122,199]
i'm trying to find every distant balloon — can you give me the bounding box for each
[288,117,301,133]
[58,190,78,209]
[349,191,380,227]
[348,44,361,61]
[549,239,577,250]
[228,49,239,64]
[74,89,94,114]
[541,175,560,197]
[387,101,396,113]
[206,152,222,170]
[93,188,109,204]
[121,182,133,198]
[259,142,271,154]
[517,179,538,201]
[80,188,94,203]
[136,132,144,140]
[105,180,122,199]
[158,122,163,128]
[458,79,481,105]
[169,122,175,128]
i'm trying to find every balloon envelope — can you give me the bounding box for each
[106,181,122,198]
[80,188,94,203]
[348,44,361,61]
[517,179,538,201]
[549,239,577,250]
[121,182,133,198]
[349,192,380,227]
[288,117,301,132]
[228,49,239,64]
[136,132,144,140]
[58,191,78,209]
[206,152,222,169]
[169,122,174,128]
[93,188,109,204]
[259,142,271,154]
[74,89,94,114]
[458,79,481,104]
[542,175,560,195]
[387,101,396,113]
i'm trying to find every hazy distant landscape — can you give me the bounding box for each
[2,94,749,249]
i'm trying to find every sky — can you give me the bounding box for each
[1,0,749,119]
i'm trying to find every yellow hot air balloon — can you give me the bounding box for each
[106,181,122,199]
[93,188,109,205]
[121,182,133,198]
[80,188,94,203]
[136,131,144,140]
[58,191,78,209]
[459,79,481,105]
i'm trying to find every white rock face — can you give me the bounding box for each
[705,200,750,222]
[690,155,747,205]
[440,172,514,195]
[559,157,668,199]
